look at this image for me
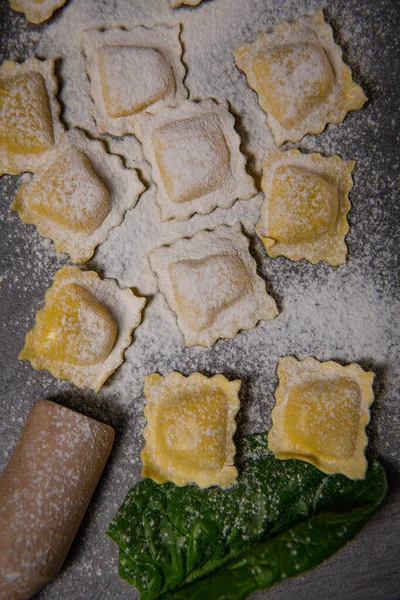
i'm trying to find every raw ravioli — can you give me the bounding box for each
[234,9,367,145]
[8,0,68,24]
[12,129,145,264]
[268,356,374,479]
[82,25,187,136]
[19,266,145,392]
[256,149,355,265]
[0,58,63,175]
[142,372,240,487]
[149,223,278,346]
[135,99,256,220]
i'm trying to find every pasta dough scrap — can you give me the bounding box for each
[170,0,203,7]
[8,0,67,24]
[149,223,278,347]
[82,25,187,136]
[142,372,240,488]
[19,266,145,392]
[135,99,256,220]
[234,9,367,145]
[0,58,63,175]
[256,149,355,265]
[12,128,145,264]
[268,356,375,479]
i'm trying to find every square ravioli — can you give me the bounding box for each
[0,58,63,175]
[256,149,355,265]
[268,356,375,479]
[135,99,256,220]
[142,372,240,488]
[234,9,367,145]
[12,128,145,264]
[19,266,145,392]
[149,223,278,347]
[82,25,187,136]
[8,0,67,23]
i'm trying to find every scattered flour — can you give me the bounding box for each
[0,1,399,599]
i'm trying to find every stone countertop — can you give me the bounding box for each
[0,1,399,599]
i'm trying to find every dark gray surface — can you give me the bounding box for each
[0,0,400,599]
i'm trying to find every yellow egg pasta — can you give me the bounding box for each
[8,0,67,24]
[234,9,367,145]
[142,372,240,488]
[82,24,187,136]
[170,0,203,7]
[19,266,145,392]
[135,100,256,220]
[12,129,144,264]
[0,58,63,175]
[149,223,278,347]
[256,149,355,265]
[268,356,375,479]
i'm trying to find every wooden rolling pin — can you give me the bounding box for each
[0,400,115,600]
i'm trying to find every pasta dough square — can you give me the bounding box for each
[256,149,355,265]
[8,0,67,23]
[0,58,63,175]
[82,25,187,136]
[135,99,256,220]
[268,356,374,479]
[12,128,145,264]
[149,223,278,347]
[141,372,240,488]
[19,266,145,392]
[234,9,367,145]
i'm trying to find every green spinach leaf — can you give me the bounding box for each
[108,434,386,600]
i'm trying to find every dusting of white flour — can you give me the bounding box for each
[0,1,399,599]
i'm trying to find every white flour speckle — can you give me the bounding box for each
[0,1,399,599]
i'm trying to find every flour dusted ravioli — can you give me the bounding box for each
[82,25,187,136]
[99,47,173,117]
[19,266,145,392]
[12,129,145,264]
[135,100,256,220]
[169,253,250,332]
[256,149,354,265]
[234,9,367,145]
[8,0,67,23]
[268,356,374,479]
[142,372,240,487]
[154,115,230,204]
[149,224,278,346]
[0,58,63,175]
